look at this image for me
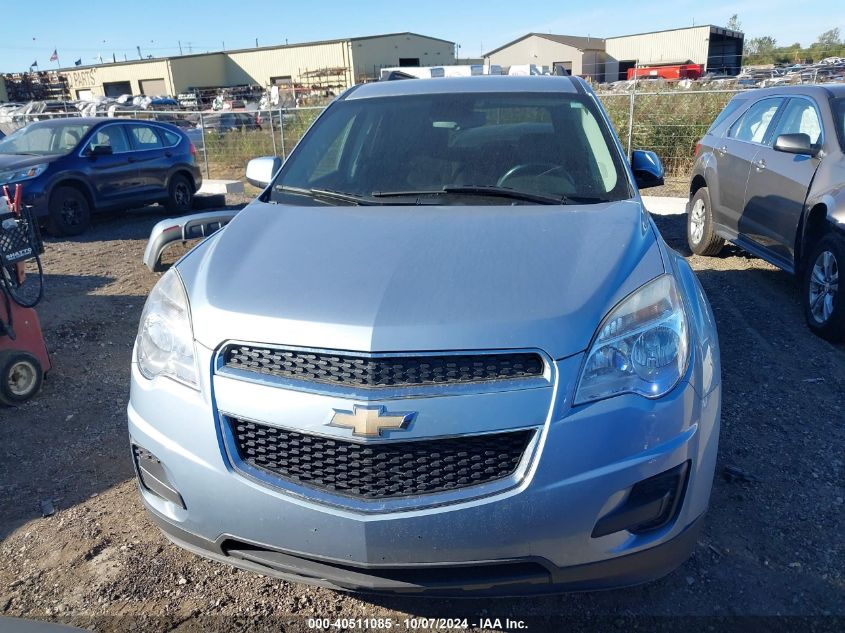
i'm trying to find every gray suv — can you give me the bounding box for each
[130,76,720,595]
[687,85,845,341]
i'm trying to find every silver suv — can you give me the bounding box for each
[130,76,720,595]
[687,85,845,341]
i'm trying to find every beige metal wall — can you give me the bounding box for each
[0,77,8,103]
[168,53,228,93]
[351,34,455,82]
[63,59,174,98]
[226,41,351,89]
[605,26,711,69]
[485,35,591,74]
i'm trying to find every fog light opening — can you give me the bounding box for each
[591,461,690,538]
[132,444,187,509]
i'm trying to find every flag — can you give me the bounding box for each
[74,59,82,66]
[49,49,58,62]
[30,60,38,68]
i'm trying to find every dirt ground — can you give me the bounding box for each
[0,204,843,633]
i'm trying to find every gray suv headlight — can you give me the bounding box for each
[135,269,199,389]
[575,275,689,404]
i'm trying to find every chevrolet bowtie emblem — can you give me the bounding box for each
[329,405,416,438]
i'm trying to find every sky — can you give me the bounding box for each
[0,0,842,71]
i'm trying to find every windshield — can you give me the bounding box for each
[270,91,630,205]
[0,122,93,155]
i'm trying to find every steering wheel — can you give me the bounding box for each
[497,163,572,188]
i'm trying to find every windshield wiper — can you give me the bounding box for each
[275,185,371,205]
[275,185,418,206]
[372,185,568,205]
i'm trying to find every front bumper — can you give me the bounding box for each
[148,505,704,595]
[128,341,720,595]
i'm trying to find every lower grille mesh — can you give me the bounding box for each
[228,418,533,499]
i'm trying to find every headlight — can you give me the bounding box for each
[575,275,689,404]
[0,163,48,184]
[135,269,199,388]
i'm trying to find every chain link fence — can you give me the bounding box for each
[3,90,743,193]
[599,89,738,190]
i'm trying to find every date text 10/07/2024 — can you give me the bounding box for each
[307,618,529,630]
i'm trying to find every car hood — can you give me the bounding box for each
[0,152,61,171]
[179,199,665,359]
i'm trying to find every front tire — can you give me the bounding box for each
[802,233,844,342]
[165,174,194,214]
[687,187,725,256]
[0,350,43,406]
[47,186,91,237]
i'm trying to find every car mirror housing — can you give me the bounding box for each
[246,156,282,189]
[773,133,819,157]
[631,149,665,190]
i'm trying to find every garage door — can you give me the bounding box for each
[139,78,167,96]
[103,81,132,97]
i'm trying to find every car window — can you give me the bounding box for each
[86,126,131,153]
[708,97,747,134]
[770,99,822,145]
[729,98,783,144]
[161,129,181,146]
[129,125,164,149]
[272,92,631,204]
[833,99,845,151]
[0,122,93,155]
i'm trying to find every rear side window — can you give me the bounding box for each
[708,98,747,133]
[162,129,181,146]
[728,98,783,144]
[129,125,164,149]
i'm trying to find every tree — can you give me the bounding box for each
[745,36,777,57]
[815,28,841,47]
[726,14,742,32]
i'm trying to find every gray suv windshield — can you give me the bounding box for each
[270,92,630,205]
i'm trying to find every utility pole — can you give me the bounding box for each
[255,38,259,48]
[178,40,183,55]
[137,45,142,59]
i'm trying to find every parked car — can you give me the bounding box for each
[0,117,202,235]
[197,112,261,134]
[687,85,845,341]
[130,75,721,595]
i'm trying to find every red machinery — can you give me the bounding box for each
[627,63,704,81]
[0,184,50,405]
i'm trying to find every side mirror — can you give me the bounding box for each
[774,133,818,157]
[246,156,282,188]
[86,144,113,157]
[631,149,664,189]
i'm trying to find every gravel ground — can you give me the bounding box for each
[0,205,843,633]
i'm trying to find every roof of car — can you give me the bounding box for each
[343,75,581,100]
[733,84,845,99]
[28,117,182,129]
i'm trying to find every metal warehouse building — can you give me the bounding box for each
[484,34,607,80]
[484,25,744,81]
[55,32,455,100]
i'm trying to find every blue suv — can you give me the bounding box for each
[0,118,202,235]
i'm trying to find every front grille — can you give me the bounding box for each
[228,417,534,499]
[223,346,544,389]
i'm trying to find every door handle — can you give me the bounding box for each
[127,156,137,163]
[753,158,766,171]
[715,146,727,157]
